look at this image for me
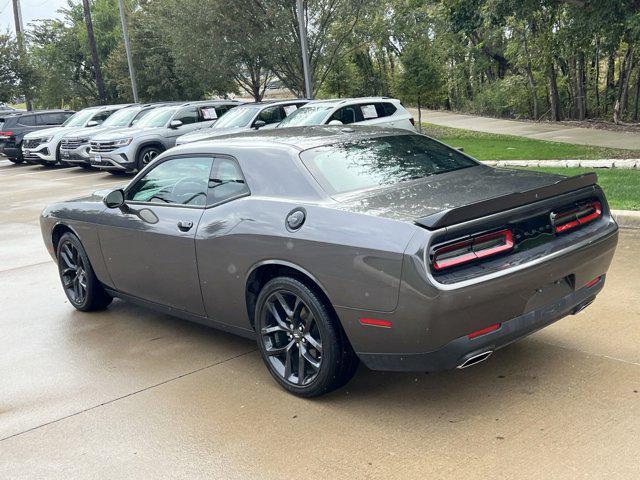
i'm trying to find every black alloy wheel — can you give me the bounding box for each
[261,290,323,386]
[137,146,161,171]
[256,277,359,397]
[57,232,113,311]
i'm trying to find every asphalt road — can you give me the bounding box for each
[1,159,639,479]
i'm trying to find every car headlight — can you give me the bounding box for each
[42,136,53,143]
[113,138,133,147]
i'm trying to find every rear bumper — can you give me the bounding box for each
[1,146,21,158]
[358,276,603,372]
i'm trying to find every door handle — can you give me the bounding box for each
[177,220,193,232]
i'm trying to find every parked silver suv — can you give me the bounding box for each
[60,103,170,168]
[89,100,242,173]
[175,99,308,146]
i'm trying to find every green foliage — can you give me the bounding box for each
[421,123,640,161]
[0,33,22,103]
[522,167,640,211]
[396,39,443,108]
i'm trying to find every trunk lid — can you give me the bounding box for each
[335,166,589,226]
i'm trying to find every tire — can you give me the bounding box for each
[8,158,23,164]
[136,146,161,172]
[56,145,72,167]
[255,276,358,397]
[57,232,113,312]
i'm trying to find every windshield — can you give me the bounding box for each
[212,106,259,129]
[63,109,98,127]
[102,107,142,127]
[135,106,178,128]
[277,105,334,127]
[300,135,478,195]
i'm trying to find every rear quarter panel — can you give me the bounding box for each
[196,197,418,329]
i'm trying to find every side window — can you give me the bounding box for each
[208,157,249,204]
[18,115,36,126]
[38,113,65,125]
[92,110,115,124]
[199,106,219,121]
[360,104,380,120]
[126,156,214,206]
[327,106,362,125]
[379,102,397,117]
[175,107,198,125]
[256,106,285,125]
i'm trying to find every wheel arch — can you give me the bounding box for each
[51,222,81,253]
[135,141,166,163]
[245,260,337,331]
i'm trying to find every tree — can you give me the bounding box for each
[396,39,443,130]
[0,32,22,103]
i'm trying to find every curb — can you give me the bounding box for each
[482,159,640,169]
[612,210,640,229]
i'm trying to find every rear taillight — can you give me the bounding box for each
[433,229,514,271]
[0,131,14,137]
[552,201,602,234]
[409,118,415,126]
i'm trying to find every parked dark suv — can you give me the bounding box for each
[0,110,75,164]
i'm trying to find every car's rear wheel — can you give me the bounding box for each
[255,277,358,397]
[136,146,161,172]
[57,232,113,311]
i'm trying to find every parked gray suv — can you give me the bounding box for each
[89,100,242,173]
[60,103,170,168]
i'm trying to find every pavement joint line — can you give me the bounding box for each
[0,348,258,443]
[0,260,53,274]
[535,339,640,367]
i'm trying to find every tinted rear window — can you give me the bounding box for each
[300,134,477,195]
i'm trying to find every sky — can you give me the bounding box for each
[1,0,67,33]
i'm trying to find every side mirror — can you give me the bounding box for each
[455,147,464,152]
[253,120,266,130]
[328,120,343,126]
[169,120,183,129]
[86,120,99,127]
[103,188,125,209]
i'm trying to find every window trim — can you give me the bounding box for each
[123,153,250,210]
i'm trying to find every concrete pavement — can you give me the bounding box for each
[410,108,640,150]
[1,160,639,479]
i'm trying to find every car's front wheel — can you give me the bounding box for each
[255,277,358,397]
[57,232,113,311]
[136,146,161,172]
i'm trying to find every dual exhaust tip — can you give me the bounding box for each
[457,350,494,369]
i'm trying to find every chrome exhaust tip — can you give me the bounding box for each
[457,350,494,369]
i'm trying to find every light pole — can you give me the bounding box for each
[117,0,139,102]
[296,0,313,99]
[12,0,32,110]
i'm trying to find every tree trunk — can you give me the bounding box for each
[522,30,538,119]
[81,0,106,103]
[594,36,600,117]
[614,46,634,123]
[604,52,615,115]
[634,66,640,122]
[547,60,561,121]
[576,52,586,120]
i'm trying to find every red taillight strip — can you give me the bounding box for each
[553,201,602,234]
[359,318,393,328]
[468,323,501,339]
[584,275,602,288]
[433,229,514,271]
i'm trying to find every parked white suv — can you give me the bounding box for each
[21,105,129,166]
[276,97,415,130]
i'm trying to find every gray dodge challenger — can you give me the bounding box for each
[40,126,618,397]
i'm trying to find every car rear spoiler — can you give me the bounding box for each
[415,172,598,230]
